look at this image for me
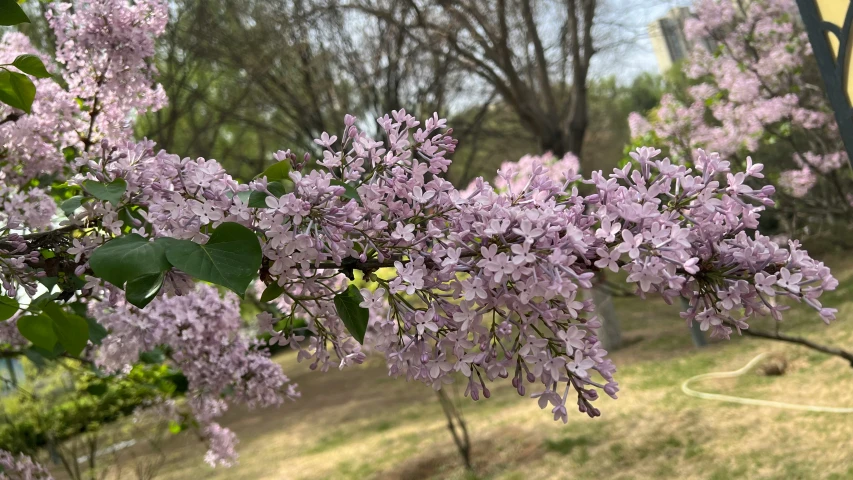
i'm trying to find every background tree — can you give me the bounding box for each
[354,0,597,167]
[630,0,853,245]
[136,0,463,181]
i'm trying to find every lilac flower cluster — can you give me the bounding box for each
[0,33,83,182]
[0,186,56,232]
[46,0,168,144]
[89,284,298,466]
[462,151,580,196]
[52,110,836,423]
[0,450,53,480]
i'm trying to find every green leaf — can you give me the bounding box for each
[118,205,148,235]
[82,178,127,206]
[247,191,268,208]
[0,70,36,113]
[267,181,289,197]
[164,222,262,296]
[41,302,89,357]
[85,316,108,345]
[37,276,58,291]
[39,249,55,259]
[0,0,30,26]
[0,296,18,321]
[255,160,291,182]
[12,54,50,79]
[333,285,369,344]
[40,301,65,322]
[139,348,165,364]
[247,181,291,208]
[86,383,108,396]
[125,271,164,309]
[168,421,182,434]
[330,180,361,203]
[29,291,59,311]
[60,196,83,216]
[68,302,87,317]
[53,314,89,357]
[17,314,57,350]
[62,145,77,160]
[260,284,284,302]
[89,234,170,288]
[163,372,189,394]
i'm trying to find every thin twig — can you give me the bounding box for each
[725,320,853,367]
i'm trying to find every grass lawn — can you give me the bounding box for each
[102,255,853,480]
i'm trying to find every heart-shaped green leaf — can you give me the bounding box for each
[162,372,189,394]
[0,70,35,113]
[86,383,108,396]
[125,271,164,309]
[12,54,51,79]
[139,348,165,364]
[0,0,29,26]
[248,191,268,208]
[0,295,19,321]
[17,314,57,350]
[260,283,284,302]
[38,276,59,291]
[82,178,127,205]
[40,302,90,357]
[86,316,108,345]
[333,285,369,344]
[89,234,170,288]
[164,222,262,296]
[255,160,291,182]
[60,196,84,216]
[51,313,89,357]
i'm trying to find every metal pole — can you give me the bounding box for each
[795,0,853,165]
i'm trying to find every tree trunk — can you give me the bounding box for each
[566,84,588,159]
[436,389,473,471]
[591,276,621,350]
[539,128,569,157]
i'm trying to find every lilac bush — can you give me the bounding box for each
[0,0,839,471]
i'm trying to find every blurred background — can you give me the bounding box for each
[5,0,853,478]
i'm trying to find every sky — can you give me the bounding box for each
[591,0,695,83]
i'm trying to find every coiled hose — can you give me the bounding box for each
[681,353,853,413]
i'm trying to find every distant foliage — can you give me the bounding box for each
[630,0,852,239]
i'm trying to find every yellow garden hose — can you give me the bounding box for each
[681,353,853,413]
